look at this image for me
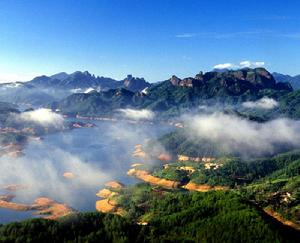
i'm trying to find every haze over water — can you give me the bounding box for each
[0,119,172,223]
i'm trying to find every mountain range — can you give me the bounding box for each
[0,71,150,106]
[1,68,300,119]
[52,68,298,119]
[1,68,300,241]
[29,71,150,92]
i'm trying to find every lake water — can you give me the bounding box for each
[0,119,172,223]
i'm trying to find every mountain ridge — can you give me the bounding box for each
[273,72,300,90]
[52,68,295,118]
[0,71,151,106]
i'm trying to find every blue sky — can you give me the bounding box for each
[0,0,300,82]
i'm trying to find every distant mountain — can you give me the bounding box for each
[273,72,300,90]
[50,72,69,81]
[0,71,151,106]
[53,68,294,118]
[51,88,146,116]
[123,75,150,92]
[28,71,150,92]
[169,68,290,92]
[0,101,19,125]
[0,81,62,107]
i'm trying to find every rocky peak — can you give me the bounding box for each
[170,75,182,86]
[194,71,204,80]
[83,71,92,76]
[170,75,204,87]
[123,75,150,92]
[50,72,69,81]
[168,68,291,93]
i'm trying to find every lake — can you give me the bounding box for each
[0,119,172,223]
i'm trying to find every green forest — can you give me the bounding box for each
[1,191,299,243]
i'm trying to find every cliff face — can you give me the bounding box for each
[169,68,292,94]
[170,75,204,87]
[53,67,296,118]
[123,75,150,92]
[29,72,150,92]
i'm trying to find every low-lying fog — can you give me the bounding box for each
[0,116,171,223]
[2,105,300,223]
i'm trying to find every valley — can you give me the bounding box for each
[2,1,300,241]
[0,67,300,242]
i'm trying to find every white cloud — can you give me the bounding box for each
[19,108,64,128]
[242,97,278,109]
[213,63,236,69]
[84,87,96,93]
[118,109,155,120]
[239,60,265,68]
[213,60,265,70]
[183,113,300,157]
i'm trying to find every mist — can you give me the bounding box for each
[0,118,171,215]
[0,142,111,207]
[118,108,155,120]
[0,85,72,108]
[18,108,64,128]
[242,97,279,109]
[183,112,300,157]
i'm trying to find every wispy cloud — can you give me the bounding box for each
[175,33,197,38]
[175,30,271,39]
[182,55,192,61]
[212,31,271,39]
[253,15,299,21]
[175,30,300,41]
[239,61,265,68]
[279,33,300,39]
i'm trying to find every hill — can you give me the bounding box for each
[273,72,300,90]
[0,191,299,243]
[51,88,147,116]
[52,68,294,118]
[0,72,150,106]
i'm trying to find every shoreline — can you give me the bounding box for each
[0,196,75,220]
[64,114,184,128]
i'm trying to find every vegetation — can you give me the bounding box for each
[153,166,190,183]
[241,158,300,225]
[278,89,300,118]
[1,148,300,242]
[2,67,300,241]
[1,191,299,243]
[52,68,298,118]
[142,191,299,242]
[0,213,139,243]
[0,101,19,126]
[149,150,300,187]
[158,129,229,157]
